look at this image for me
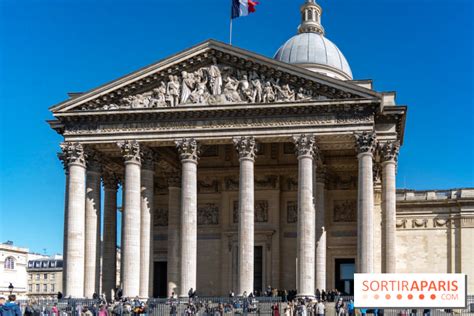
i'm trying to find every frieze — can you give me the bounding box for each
[396,219,408,229]
[197,203,219,225]
[62,111,374,136]
[154,206,168,227]
[225,177,239,191]
[255,175,279,190]
[412,218,428,228]
[287,201,298,224]
[80,63,326,111]
[333,200,357,222]
[198,179,219,193]
[232,200,269,223]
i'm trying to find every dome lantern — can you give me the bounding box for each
[274,0,353,80]
[298,0,325,35]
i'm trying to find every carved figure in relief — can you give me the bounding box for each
[296,87,312,101]
[224,76,241,102]
[239,75,254,102]
[263,82,276,103]
[180,71,195,104]
[166,75,180,107]
[207,58,222,96]
[274,83,295,101]
[251,72,263,103]
[92,63,327,111]
[190,72,209,104]
[149,82,167,107]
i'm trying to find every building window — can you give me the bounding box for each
[44,273,48,280]
[51,284,55,292]
[28,285,32,292]
[36,274,40,280]
[36,284,40,292]
[43,284,47,292]
[4,257,15,270]
[51,274,55,280]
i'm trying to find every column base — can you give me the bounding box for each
[296,293,315,299]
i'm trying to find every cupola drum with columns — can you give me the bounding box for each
[274,0,353,80]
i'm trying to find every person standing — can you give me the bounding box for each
[315,300,325,316]
[0,295,21,316]
[347,300,355,316]
[271,303,280,316]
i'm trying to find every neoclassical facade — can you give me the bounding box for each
[48,0,473,299]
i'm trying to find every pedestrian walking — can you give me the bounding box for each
[0,295,21,316]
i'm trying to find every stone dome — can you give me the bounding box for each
[274,33,352,80]
[273,0,353,80]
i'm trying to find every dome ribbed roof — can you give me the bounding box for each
[274,33,352,80]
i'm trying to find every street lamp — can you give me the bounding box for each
[8,283,14,295]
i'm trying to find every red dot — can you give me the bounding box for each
[385,294,391,300]
[374,294,380,300]
[397,294,403,300]
[431,294,436,300]
[419,294,425,300]
[408,294,413,300]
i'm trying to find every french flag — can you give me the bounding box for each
[232,0,259,19]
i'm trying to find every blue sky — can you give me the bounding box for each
[0,0,472,255]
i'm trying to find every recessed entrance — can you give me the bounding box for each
[153,261,167,298]
[335,258,355,295]
[254,246,263,293]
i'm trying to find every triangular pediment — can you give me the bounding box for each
[50,40,379,114]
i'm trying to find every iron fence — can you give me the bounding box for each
[11,295,474,316]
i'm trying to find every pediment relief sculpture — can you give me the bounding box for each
[81,63,326,112]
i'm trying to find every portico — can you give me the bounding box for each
[49,0,406,298]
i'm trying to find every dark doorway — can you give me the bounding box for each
[254,246,263,293]
[335,258,355,295]
[153,262,167,298]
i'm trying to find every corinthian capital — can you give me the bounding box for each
[141,146,157,171]
[175,138,199,162]
[355,132,377,155]
[380,141,400,163]
[59,142,86,167]
[233,136,257,161]
[293,134,316,157]
[117,140,141,163]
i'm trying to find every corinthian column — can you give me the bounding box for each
[315,166,326,291]
[117,140,142,297]
[293,134,316,297]
[355,132,377,273]
[175,138,199,297]
[233,136,257,296]
[140,148,155,298]
[84,150,102,298]
[102,172,118,300]
[380,141,400,273]
[167,174,181,297]
[60,142,86,298]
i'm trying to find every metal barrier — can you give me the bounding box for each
[12,295,474,316]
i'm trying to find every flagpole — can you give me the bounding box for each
[230,18,233,46]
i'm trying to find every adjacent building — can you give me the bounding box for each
[47,0,474,298]
[0,241,29,299]
[26,257,63,299]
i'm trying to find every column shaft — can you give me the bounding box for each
[294,135,316,297]
[238,158,255,295]
[176,138,199,297]
[61,142,87,298]
[140,167,154,298]
[84,167,101,298]
[119,140,142,298]
[62,171,69,296]
[380,141,399,273]
[315,175,326,291]
[102,175,118,300]
[167,179,181,297]
[357,153,375,273]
